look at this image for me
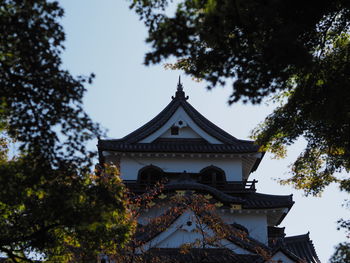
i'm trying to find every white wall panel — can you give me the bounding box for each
[119,156,243,181]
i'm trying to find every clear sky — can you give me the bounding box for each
[58,1,348,262]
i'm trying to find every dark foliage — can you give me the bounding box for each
[0,0,99,168]
[330,242,350,263]
[130,0,350,193]
[0,1,132,261]
[129,0,350,260]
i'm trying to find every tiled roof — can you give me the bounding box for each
[162,181,294,210]
[98,83,260,155]
[126,180,293,210]
[98,140,259,154]
[284,233,321,263]
[238,192,294,210]
[132,248,262,263]
[163,181,244,203]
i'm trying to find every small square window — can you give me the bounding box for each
[171,126,179,135]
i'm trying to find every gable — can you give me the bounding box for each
[138,210,252,254]
[139,106,222,144]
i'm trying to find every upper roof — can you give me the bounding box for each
[98,79,260,155]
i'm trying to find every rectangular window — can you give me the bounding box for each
[171,126,179,135]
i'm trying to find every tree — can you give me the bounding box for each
[129,0,350,260]
[109,191,270,263]
[0,0,133,261]
[129,0,350,195]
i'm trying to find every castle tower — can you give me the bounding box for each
[98,80,320,263]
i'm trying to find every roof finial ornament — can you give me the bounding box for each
[172,75,189,100]
[177,75,183,91]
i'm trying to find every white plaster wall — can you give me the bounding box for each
[270,251,296,263]
[139,106,222,144]
[160,126,202,139]
[217,211,268,244]
[119,156,243,181]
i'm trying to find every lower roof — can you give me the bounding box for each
[284,233,320,263]
[135,248,262,263]
[130,180,294,210]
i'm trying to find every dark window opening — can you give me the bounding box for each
[200,167,226,187]
[138,166,163,185]
[171,126,179,135]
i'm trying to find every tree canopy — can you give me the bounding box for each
[129,0,350,195]
[129,1,350,260]
[0,0,133,261]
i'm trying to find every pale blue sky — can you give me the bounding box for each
[59,1,348,261]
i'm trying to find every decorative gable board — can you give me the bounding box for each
[140,106,222,143]
[138,210,252,255]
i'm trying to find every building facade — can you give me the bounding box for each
[98,80,320,263]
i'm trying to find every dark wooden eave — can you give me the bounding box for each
[98,140,259,154]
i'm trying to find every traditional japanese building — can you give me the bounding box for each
[98,79,320,263]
